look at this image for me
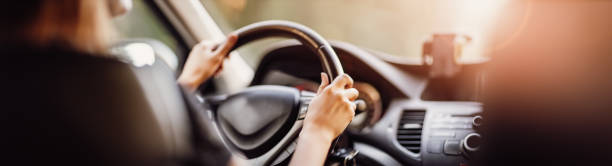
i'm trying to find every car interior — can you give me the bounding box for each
[4,0,612,166]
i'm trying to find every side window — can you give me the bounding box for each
[113,0,187,64]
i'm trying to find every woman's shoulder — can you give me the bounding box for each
[0,42,128,69]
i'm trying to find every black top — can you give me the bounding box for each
[0,43,230,166]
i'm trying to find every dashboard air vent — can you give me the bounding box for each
[397,109,426,153]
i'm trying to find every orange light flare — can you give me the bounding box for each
[485,0,612,122]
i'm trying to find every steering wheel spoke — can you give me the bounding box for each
[250,120,302,165]
[298,91,317,120]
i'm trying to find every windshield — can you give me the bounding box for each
[200,0,527,65]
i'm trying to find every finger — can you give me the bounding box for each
[350,102,357,113]
[349,102,357,115]
[317,73,330,94]
[344,88,359,101]
[213,34,239,56]
[331,74,354,89]
[345,99,357,113]
[195,40,215,51]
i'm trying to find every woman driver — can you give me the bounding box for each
[0,0,357,166]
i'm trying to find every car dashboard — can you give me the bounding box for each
[251,40,485,166]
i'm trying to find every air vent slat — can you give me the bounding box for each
[402,115,425,118]
[396,109,425,153]
[397,135,421,139]
[398,140,421,144]
[404,147,421,150]
[397,130,422,135]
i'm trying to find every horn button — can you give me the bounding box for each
[217,86,300,157]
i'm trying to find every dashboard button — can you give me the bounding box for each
[443,140,461,155]
[461,133,481,158]
[427,140,443,154]
[472,116,483,128]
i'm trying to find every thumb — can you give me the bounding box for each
[317,73,330,94]
[213,34,238,56]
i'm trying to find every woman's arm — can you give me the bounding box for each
[290,127,334,166]
[290,73,359,166]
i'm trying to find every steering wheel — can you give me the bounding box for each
[209,20,345,165]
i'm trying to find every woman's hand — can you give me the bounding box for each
[303,73,359,142]
[290,73,358,166]
[178,34,238,92]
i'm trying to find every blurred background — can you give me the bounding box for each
[200,0,530,67]
[114,0,185,61]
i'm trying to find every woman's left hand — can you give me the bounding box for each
[178,34,238,92]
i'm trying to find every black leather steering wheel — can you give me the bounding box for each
[209,20,345,165]
[231,20,344,81]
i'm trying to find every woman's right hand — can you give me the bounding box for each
[289,73,358,166]
[302,73,359,142]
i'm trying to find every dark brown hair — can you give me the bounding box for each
[1,0,116,53]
